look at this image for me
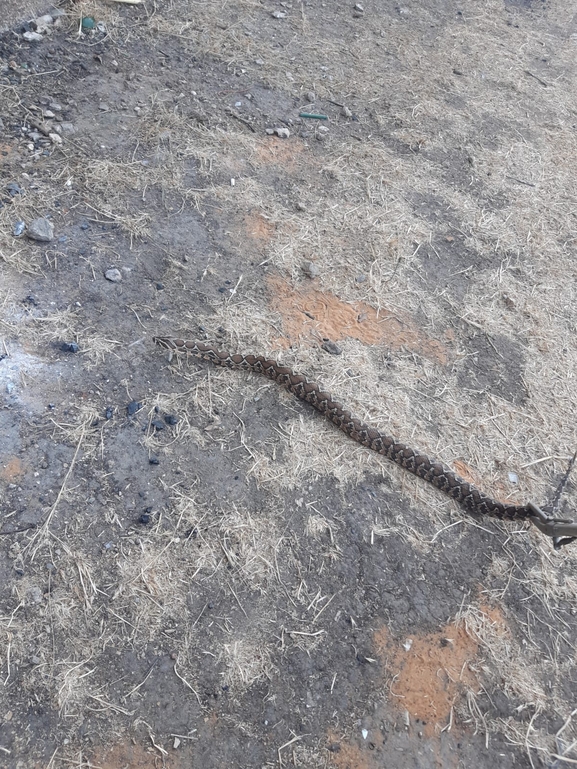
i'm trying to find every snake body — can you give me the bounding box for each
[154,337,535,524]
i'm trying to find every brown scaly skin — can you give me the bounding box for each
[154,337,534,523]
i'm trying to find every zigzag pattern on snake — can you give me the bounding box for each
[154,337,536,524]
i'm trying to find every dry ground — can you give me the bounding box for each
[1,1,577,767]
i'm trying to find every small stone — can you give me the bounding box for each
[355,274,367,283]
[139,513,151,525]
[43,110,55,119]
[274,127,290,139]
[155,282,164,290]
[99,102,110,112]
[127,401,142,416]
[305,91,316,102]
[265,128,275,135]
[27,218,54,242]
[105,407,114,420]
[271,10,287,18]
[49,132,62,145]
[302,261,320,278]
[151,419,165,431]
[48,101,62,111]
[105,268,122,282]
[31,656,41,665]
[12,221,26,237]
[6,182,23,196]
[341,105,353,118]
[60,122,76,134]
[322,340,342,355]
[149,456,160,465]
[508,472,518,484]
[34,14,54,31]
[23,31,44,42]
[361,729,368,740]
[164,414,179,425]
[60,342,79,353]
[173,737,181,749]
[27,586,43,603]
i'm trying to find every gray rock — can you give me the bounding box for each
[302,261,320,278]
[322,340,342,356]
[274,127,290,139]
[105,268,122,283]
[23,31,43,42]
[306,91,316,103]
[27,217,54,242]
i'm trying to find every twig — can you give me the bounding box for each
[24,427,85,559]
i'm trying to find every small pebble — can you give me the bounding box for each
[60,342,79,353]
[6,182,23,196]
[105,407,114,420]
[271,10,287,18]
[305,91,316,102]
[322,340,342,355]
[341,106,353,118]
[508,472,518,484]
[12,221,26,237]
[274,127,290,139]
[23,31,44,42]
[149,456,160,465]
[105,268,122,282]
[34,14,54,30]
[151,419,165,431]
[302,261,320,278]
[139,513,151,525]
[27,217,54,242]
[164,414,179,425]
[127,401,142,416]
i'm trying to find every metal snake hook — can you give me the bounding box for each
[529,450,577,549]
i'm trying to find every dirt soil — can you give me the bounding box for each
[1,1,577,767]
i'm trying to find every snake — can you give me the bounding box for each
[154,337,577,547]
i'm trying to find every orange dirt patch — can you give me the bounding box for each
[90,740,193,769]
[326,730,374,769]
[452,459,485,488]
[0,457,24,482]
[268,275,449,364]
[374,620,481,736]
[253,136,305,169]
[0,140,18,165]
[243,210,276,244]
